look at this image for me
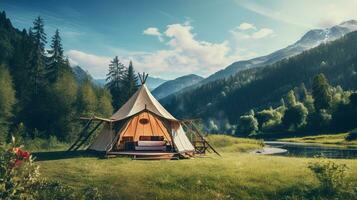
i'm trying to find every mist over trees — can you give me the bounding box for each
[0,12,113,143]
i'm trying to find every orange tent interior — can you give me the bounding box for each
[115,111,173,150]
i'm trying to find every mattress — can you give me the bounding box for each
[135,146,166,151]
[137,141,166,147]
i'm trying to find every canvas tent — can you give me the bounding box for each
[87,83,195,155]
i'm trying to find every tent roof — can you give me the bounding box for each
[110,84,177,121]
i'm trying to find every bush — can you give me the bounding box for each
[236,115,258,136]
[0,137,102,199]
[0,138,41,199]
[345,129,357,141]
[308,158,350,198]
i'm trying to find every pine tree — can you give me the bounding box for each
[105,56,125,110]
[27,16,47,95]
[312,73,332,110]
[123,60,139,100]
[23,16,48,134]
[47,29,65,81]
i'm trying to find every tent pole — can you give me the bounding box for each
[68,118,93,151]
[182,121,221,156]
[189,121,221,156]
[75,121,104,150]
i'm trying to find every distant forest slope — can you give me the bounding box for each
[162,31,357,123]
[152,74,203,99]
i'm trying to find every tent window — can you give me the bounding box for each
[139,118,149,125]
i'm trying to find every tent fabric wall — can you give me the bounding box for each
[110,85,177,121]
[171,122,195,153]
[88,123,115,151]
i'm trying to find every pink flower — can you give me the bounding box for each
[14,159,23,167]
[21,151,30,159]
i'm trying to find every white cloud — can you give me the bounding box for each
[231,24,274,40]
[143,27,163,41]
[67,50,111,78]
[236,0,357,29]
[238,22,256,30]
[251,28,274,39]
[67,22,252,79]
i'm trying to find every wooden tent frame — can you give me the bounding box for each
[138,72,149,84]
[67,116,109,151]
[68,117,220,157]
[181,119,221,156]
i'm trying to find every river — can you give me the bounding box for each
[264,141,357,159]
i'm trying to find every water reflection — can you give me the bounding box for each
[265,141,357,159]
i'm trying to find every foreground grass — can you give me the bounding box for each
[278,133,357,147]
[38,153,357,200]
[36,135,357,199]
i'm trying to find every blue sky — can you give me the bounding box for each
[1,0,357,79]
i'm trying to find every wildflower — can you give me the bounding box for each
[14,159,23,167]
[22,151,30,159]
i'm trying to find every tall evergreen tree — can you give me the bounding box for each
[312,73,332,110]
[123,60,139,100]
[106,56,125,110]
[22,16,48,133]
[27,16,47,95]
[47,29,65,81]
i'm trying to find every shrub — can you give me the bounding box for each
[236,115,258,136]
[1,137,102,199]
[0,138,41,199]
[308,159,348,197]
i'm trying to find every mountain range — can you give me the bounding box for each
[152,74,203,99]
[160,20,357,122]
[162,30,357,123]
[194,20,357,87]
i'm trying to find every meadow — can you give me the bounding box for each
[36,135,357,200]
[278,132,357,147]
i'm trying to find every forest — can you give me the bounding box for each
[163,31,357,135]
[0,11,138,145]
[1,9,356,143]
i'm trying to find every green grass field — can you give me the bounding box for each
[36,135,357,200]
[278,133,357,147]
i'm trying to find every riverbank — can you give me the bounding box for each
[277,133,357,148]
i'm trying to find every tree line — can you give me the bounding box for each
[0,12,139,143]
[234,74,357,136]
